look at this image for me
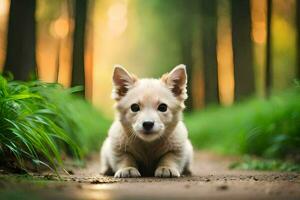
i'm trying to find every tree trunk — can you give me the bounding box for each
[71,0,88,96]
[177,0,195,111]
[265,0,272,96]
[200,0,219,105]
[231,0,255,100]
[4,0,36,80]
[173,0,195,112]
[180,33,194,111]
[296,0,300,80]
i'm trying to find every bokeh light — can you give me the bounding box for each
[50,17,71,39]
[107,2,128,37]
[0,0,9,17]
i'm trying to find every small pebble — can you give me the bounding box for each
[43,174,58,180]
[90,179,102,184]
[217,184,228,191]
[67,170,74,175]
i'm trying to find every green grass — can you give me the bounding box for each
[230,156,300,172]
[0,75,110,172]
[34,84,111,155]
[185,87,300,160]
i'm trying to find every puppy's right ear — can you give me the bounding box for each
[161,64,187,101]
[112,65,137,100]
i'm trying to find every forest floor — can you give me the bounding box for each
[0,151,300,200]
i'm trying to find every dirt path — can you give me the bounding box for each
[1,152,300,200]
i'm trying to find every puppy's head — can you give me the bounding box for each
[112,64,187,142]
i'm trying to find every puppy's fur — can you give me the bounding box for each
[100,64,193,178]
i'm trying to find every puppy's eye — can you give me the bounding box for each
[130,103,140,112]
[158,103,168,112]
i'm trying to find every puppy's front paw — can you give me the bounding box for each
[114,167,141,178]
[155,166,180,178]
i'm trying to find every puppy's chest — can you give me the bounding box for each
[125,142,166,176]
[126,139,180,164]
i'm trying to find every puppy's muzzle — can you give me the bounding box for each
[142,121,154,133]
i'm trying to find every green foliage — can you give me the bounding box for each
[0,75,110,172]
[186,88,300,159]
[36,85,111,155]
[230,156,300,172]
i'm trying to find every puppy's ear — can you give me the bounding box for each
[112,65,137,100]
[161,64,188,101]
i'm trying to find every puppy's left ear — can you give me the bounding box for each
[161,64,188,101]
[112,65,137,100]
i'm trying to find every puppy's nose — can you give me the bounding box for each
[143,121,154,132]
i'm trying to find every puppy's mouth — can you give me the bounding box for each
[134,129,162,141]
[141,130,156,135]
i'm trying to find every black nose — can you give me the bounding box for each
[143,121,154,131]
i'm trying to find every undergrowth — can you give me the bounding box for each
[0,75,110,172]
[186,86,300,160]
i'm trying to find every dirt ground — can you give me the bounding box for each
[0,151,300,200]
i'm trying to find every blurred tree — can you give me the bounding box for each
[266,0,272,96]
[200,0,219,105]
[179,0,195,110]
[296,0,300,80]
[231,0,255,100]
[4,0,36,80]
[71,0,88,96]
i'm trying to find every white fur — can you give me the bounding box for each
[100,64,193,178]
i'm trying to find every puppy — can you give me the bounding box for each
[100,64,193,178]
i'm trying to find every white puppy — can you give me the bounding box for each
[100,64,193,178]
